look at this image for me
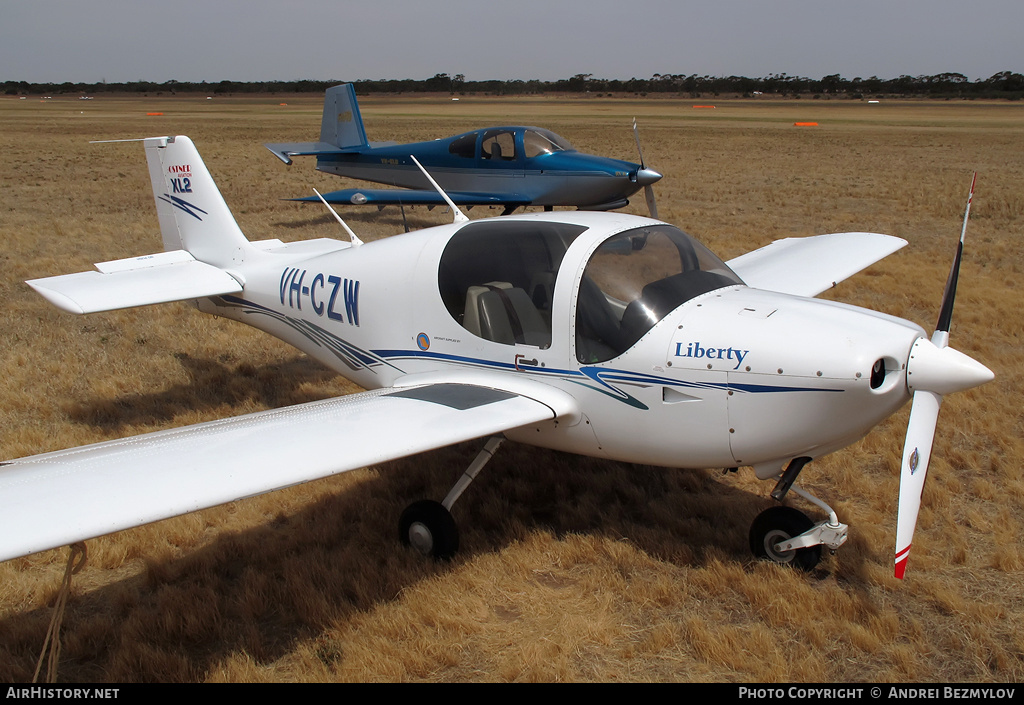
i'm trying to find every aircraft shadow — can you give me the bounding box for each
[63,354,340,431]
[272,208,454,234]
[3,366,876,681]
[0,438,876,682]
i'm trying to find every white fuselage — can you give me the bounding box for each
[201,212,924,478]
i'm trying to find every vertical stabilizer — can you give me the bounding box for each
[145,136,255,268]
[320,84,369,150]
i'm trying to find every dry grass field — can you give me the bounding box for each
[0,93,1022,683]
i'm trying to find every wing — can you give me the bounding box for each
[726,232,907,297]
[26,250,242,314]
[0,376,577,562]
[290,188,530,208]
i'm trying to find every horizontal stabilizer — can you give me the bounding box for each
[26,250,242,314]
[291,187,529,207]
[264,142,364,165]
[726,232,907,297]
[0,380,574,562]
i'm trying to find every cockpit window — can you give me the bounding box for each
[438,220,587,348]
[523,128,573,158]
[449,132,477,159]
[481,129,517,161]
[575,225,743,363]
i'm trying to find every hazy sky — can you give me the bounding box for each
[1,0,1020,84]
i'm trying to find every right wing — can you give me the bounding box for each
[0,376,576,563]
[726,232,907,297]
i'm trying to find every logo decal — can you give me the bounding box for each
[217,295,396,374]
[168,164,193,193]
[909,447,920,475]
[416,333,430,351]
[157,194,207,221]
[674,341,749,370]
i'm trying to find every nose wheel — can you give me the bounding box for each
[749,476,849,572]
[749,505,822,571]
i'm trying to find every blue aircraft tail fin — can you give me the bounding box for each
[264,84,370,164]
[320,84,369,150]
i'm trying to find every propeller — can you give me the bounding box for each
[632,118,662,219]
[894,172,993,579]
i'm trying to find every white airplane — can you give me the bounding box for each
[0,137,992,580]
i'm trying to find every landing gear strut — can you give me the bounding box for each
[749,466,849,571]
[398,436,504,560]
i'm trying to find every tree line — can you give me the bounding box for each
[5,71,1023,99]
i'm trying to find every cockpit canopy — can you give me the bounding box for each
[447,128,574,162]
[523,128,573,157]
[575,225,743,363]
[438,220,586,349]
[437,220,742,361]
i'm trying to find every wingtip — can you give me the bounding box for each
[25,279,86,314]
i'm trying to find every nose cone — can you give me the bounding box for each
[634,167,662,187]
[906,338,994,396]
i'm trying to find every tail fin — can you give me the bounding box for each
[145,135,256,267]
[320,84,369,150]
[264,84,370,164]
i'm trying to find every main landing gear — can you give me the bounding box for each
[398,436,504,560]
[399,442,849,572]
[748,458,849,571]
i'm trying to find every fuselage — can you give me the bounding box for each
[205,211,924,476]
[314,126,659,208]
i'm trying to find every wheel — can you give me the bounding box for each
[749,505,822,571]
[399,499,459,560]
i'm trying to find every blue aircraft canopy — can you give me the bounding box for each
[523,128,573,157]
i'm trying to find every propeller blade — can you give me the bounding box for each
[632,117,646,170]
[895,389,941,579]
[632,119,661,219]
[935,172,976,338]
[644,184,659,220]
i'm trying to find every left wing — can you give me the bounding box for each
[0,376,576,562]
[727,232,907,297]
[290,188,531,208]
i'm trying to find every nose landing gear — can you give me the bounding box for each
[749,474,849,571]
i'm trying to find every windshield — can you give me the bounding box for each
[575,225,743,363]
[524,128,574,158]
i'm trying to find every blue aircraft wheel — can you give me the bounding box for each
[749,506,821,571]
[399,499,459,560]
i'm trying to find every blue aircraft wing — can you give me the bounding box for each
[291,188,531,208]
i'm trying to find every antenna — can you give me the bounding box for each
[314,188,364,247]
[410,155,469,223]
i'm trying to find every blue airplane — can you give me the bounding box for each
[265,84,662,216]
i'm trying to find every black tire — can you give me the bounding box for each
[399,499,459,560]
[749,505,822,571]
